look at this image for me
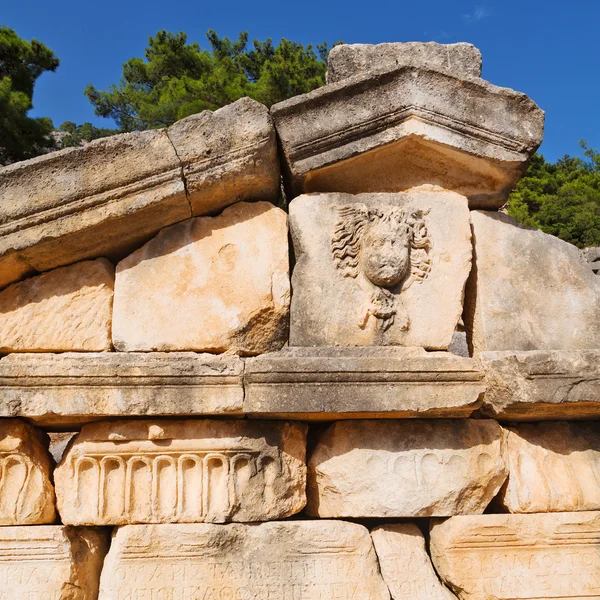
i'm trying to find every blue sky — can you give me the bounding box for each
[3,0,597,161]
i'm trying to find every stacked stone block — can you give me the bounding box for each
[0,41,599,600]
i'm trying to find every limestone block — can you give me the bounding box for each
[113,201,290,353]
[327,42,482,83]
[430,512,600,600]
[500,422,600,513]
[467,212,600,354]
[0,128,189,288]
[0,526,108,600]
[289,190,472,349]
[0,420,55,524]
[0,258,113,352]
[55,419,307,525]
[480,350,600,420]
[245,346,485,418]
[371,523,457,600]
[307,419,507,517]
[0,352,244,427]
[271,66,544,208]
[168,97,280,215]
[99,521,390,600]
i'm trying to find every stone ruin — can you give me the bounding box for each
[0,40,599,600]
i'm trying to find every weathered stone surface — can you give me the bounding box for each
[245,347,485,418]
[168,97,280,215]
[289,190,472,349]
[0,128,189,289]
[480,350,600,419]
[500,422,600,513]
[99,521,390,600]
[0,352,243,427]
[467,212,600,354]
[0,420,55,525]
[0,258,113,352]
[56,419,306,525]
[271,67,544,209]
[430,512,600,600]
[582,246,600,274]
[0,526,108,600]
[113,201,290,353]
[307,419,507,517]
[327,42,482,83]
[371,523,458,600]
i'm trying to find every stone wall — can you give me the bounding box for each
[0,41,599,600]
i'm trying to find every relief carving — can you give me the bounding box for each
[331,204,431,331]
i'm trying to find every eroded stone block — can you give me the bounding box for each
[371,523,457,600]
[0,526,108,599]
[245,347,485,418]
[271,66,543,208]
[467,212,600,354]
[99,521,390,600]
[430,512,600,600]
[55,419,307,525]
[168,97,280,215]
[307,420,507,517]
[480,350,600,420]
[500,422,600,513]
[113,201,290,354]
[0,352,244,427]
[289,190,472,349]
[0,420,55,525]
[0,258,114,352]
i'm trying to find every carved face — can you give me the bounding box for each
[360,222,411,287]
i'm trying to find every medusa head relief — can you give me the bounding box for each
[331,204,432,332]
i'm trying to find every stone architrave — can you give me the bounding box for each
[307,420,507,518]
[0,526,109,600]
[0,352,244,427]
[0,420,55,525]
[430,512,600,600]
[55,419,307,525]
[499,422,600,513]
[480,350,600,420]
[244,347,485,419]
[271,65,544,208]
[0,258,114,352]
[167,97,280,215]
[371,523,458,600]
[112,201,290,354]
[582,246,600,274]
[99,521,391,600]
[466,212,600,354]
[289,190,472,349]
[327,42,482,83]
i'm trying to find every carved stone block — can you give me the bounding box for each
[0,352,244,427]
[55,419,307,525]
[430,512,600,600]
[371,523,457,600]
[0,526,109,600]
[480,350,600,420]
[500,422,600,513]
[112,201,290,354]
[0,420,55,525]
[289,190,472,349]
[99,521,391,600]
[0,258,114,352]
[466,212,600,354]
[244,347,485,418]
[271,66,543,208]
[307,420,507,517]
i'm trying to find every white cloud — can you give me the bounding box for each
[462,5,492,23]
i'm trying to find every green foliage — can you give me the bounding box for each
[58,121,118,148]
[0,26,59,165]
[507,141,600,248]
[85,30,335,131]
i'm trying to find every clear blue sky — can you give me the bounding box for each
[3,0,598,161]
